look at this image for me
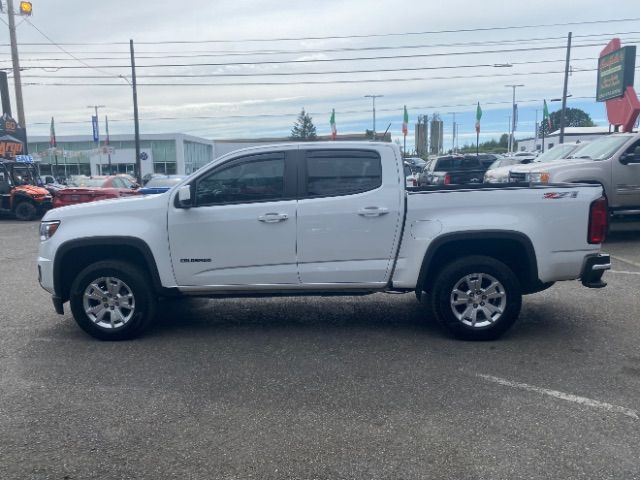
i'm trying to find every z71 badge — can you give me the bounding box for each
[544,191,578,199]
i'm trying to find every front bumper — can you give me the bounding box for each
[580,253,611,288]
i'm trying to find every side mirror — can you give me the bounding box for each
[620,152,640,165]
[177,185,192,208]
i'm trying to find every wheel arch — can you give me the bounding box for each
[53,236,164,303]
[416,230,541,295]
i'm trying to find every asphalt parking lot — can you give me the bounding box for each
[1,220,639,479]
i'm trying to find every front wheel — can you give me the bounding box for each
[14,201,37,221]
[430,255,522,340]
[69,260,156,340]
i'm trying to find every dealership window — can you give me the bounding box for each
[154,162,177,174]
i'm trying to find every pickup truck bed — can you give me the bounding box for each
[37,142,610,341]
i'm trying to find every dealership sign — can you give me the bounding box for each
[596,45,636,102]
[597,39,640,132]
[0,113,27,159]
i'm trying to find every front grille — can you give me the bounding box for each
[509,172,527,183]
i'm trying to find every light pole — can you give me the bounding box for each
[559,32,572,144]
[505,84,524,154]
[364,95,383,140]
[446,112,456,153]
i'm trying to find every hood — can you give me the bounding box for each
[512,158,595,174]
[43,192,165,221]
[15,184,50,196]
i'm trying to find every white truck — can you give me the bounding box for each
[510,132,640,218]
[37,142,610,341]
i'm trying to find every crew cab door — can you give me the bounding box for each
[613,139,640,208]
[168,150,298,287]
[296,147,403,285]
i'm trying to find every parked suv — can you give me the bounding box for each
[515,133,640,217]
[418,155,486,186]
[0,159,52,220]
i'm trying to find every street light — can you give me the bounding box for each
[550,94,572,102]
[505,84,524,154]
[364,95,383,140]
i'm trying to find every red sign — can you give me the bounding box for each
[599,39,640,132]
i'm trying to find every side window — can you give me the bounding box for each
[626,140,640,155]
[304,149,382,197]
[196,154,285,206]
[111,178,125,188]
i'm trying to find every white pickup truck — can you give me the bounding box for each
[37,142,611,341]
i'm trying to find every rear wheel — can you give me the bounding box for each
[429,255,522,340]
[14,201,37,221]
[69,260,156,340]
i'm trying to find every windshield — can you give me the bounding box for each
[146,177,184,188]
[535,143,580,162]
[489,158,519,169]
[70,177,107,188]
[11,164,37,185]
[566,135,633,160]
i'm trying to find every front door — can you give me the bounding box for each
[296,147,403,285]
[613,139,640,208]
[168,150,298,287]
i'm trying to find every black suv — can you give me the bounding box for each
[418,155,488,186]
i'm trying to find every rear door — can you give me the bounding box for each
[296,147,403,285]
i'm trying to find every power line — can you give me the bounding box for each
[6,41,621,71]
[4,30,640,61]
[22,67,604,88]
[6,17,640,46]
[25,96,597,127]
[18,57,601,79]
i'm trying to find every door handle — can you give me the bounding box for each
[258,212,289,223]
[358,206,389,217]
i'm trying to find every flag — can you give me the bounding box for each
[513,104,518,132]
[475,102,482,134]
[402,105,408,136]
[543,100,552,130]
[329,109,337,140]
[49,117,56,148]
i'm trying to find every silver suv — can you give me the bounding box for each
[510,133,640,217]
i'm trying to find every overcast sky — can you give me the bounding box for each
[1,0,638,149]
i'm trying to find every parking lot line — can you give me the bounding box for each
[609,270,640,276]
[610,254,640,269]
[477,373,639,420]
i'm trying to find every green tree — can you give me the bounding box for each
[290,108,317,140]
[539,107,595,136]
[499,133,509,148]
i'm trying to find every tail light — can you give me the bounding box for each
[443,174,451,185]
[410,178,417,187]
[588,196,608,244]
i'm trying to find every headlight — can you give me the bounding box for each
[529,172,551,184]
[39,220,60,241]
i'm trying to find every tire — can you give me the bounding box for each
[14,201,37,221]
[69,260,157,341]
[429,255,522,341]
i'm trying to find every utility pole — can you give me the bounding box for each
[534,109,539,151]
[105,115,112,175]
[130,39,142,184]
[6,0,25,127]
[447,112,456,153]
[559,32,572,144]
[364,95,383,140]
[505,84,524,154]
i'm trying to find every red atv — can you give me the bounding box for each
[0,159,52,221]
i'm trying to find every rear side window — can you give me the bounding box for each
[304,149,382,197]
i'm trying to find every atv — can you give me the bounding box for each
[0,159,52,221]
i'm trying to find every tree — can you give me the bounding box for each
[290,108,317,140]
[539,107,595,136]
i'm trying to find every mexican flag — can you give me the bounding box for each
[543,100,552,130]
[329,108,337,140]
[402,105,408,136]
[49,117,56,148]
[475,102,482,134]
